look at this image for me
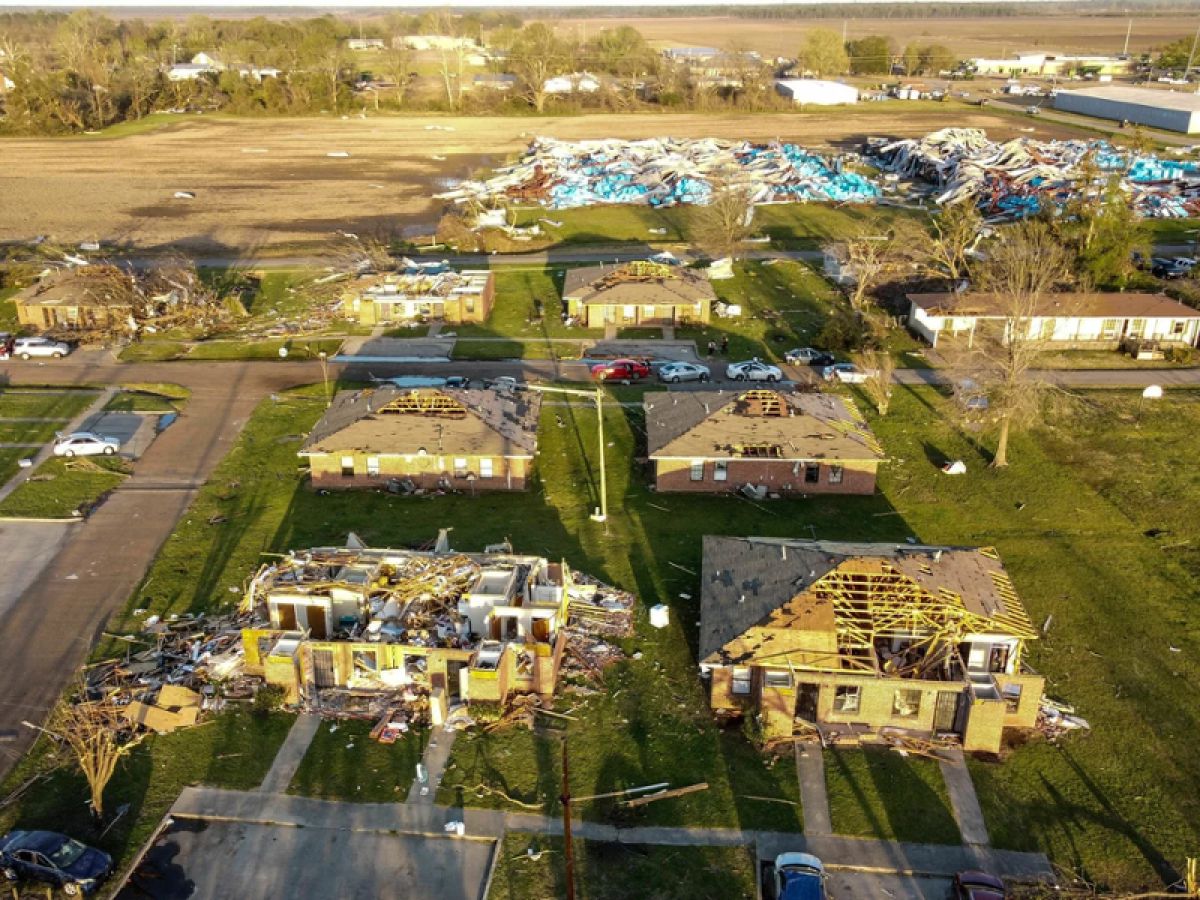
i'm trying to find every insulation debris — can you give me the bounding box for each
[436,137,880,210]
[865,127,1200,220]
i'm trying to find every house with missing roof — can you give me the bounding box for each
[343,265,495,326]
[299,385,541,491]
[562,260,713,329]
[700,537,1045,755]
[644,389,883,496]
[908,291,1200,350]
[14,265,136,332]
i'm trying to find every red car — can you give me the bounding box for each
[591,359,650,383]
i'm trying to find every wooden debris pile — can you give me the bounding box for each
[566,579,634,639]
[1037,696,1091,742]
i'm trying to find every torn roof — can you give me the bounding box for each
[909,291,1200,320]
[299,385,541,457]
[562,263,715,307]
[644,390,883,460]
[16,265,137,309]
[699,536,1036,666]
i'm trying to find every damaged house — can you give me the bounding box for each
[644,389,883,496]
[241,543,576,722]
[562,260,713,329]
[343,263,494,326]
[299,385,541,491]
[700,537,1044,754]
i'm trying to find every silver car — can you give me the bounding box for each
[726,359,783,382]
[13,337,70,360]
[52,432,120,458]
[657,362,711,383]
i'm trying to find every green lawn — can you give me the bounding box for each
[0,388,100,420]
[453,266,604,343]
[289,719,428,802]
[824,746,961,845]
[0,448,31,486]
[1144,218,1200,247]
[0,710,294,882]
[119,340,186,362]
[1032,348,1196,370]
[487,834,758,900]
[105,388,185,413]
[0,455,129,519]
[451,339,570,360]
[0,289,19,331]
[186,337,343,361]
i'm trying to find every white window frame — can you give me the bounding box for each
[893,689,922,718]
[340,456,354,477]
[690,460,705,482]
[714,460,729,482]
[366,456,380,477]
[479,458,494,479]
[828,464,844,485]
[764,670,791,689]
[833,685,861,713]
[453,457,468,477]
[731,667,753,695]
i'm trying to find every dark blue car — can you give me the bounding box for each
[0,830,112,896]
[773,852,826,900]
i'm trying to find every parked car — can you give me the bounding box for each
[784,347,835,367]
[822,363,872,384]
[12,337,70,360]
[443,375,472,389]
[483,376,522,393]
[591,359,651,383]
[0,830,113,896]
[52,432,120,458]
[772,852,826,900]
[1152,256,1196,279]
[726,359,783,382]
[952,870,1007,900]
[657,361,710,383]
[0,333,14,360]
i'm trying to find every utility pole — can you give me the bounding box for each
[560,738,576,900]
[526,384,609,526]
[1123,18,1132,57]
[1186,22,1200,79]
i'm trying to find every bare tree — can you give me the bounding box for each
[510,23,572,113]
[692,183,755,261]
[48,677,148,819]
[858,347,895,416]
[917,202,983,287]
[829,219,914,312]
[954,220,1072,468]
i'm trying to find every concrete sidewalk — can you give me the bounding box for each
[940,747,991,847]
[257,714,322,794]
[407,728,458,805]
[0,388,113,504]
[795,746,831,836]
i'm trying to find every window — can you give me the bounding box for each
[340,456,354,478]
[764,670,791,689]
[804,463,820,484]
[479,458,494,479]
[466,298,476,314]
[366,456,380,477]
[892,689,922,718]
[623,304,636,322]
[714,460,728,482]
[1129,318,1146,337]
[353,650,379,673]
[828,465,844,485]
[833,685,861,713]
[1003,683,1022,714]
[1172,320,1186,335]
[731,667,752,695]
[454,458,468,477]
[690,460,705,482]
[1100,318,1119,339]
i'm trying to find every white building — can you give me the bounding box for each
[400,35,480,52]
[775,79,858,106]
[544,73,600,95]
[908,291,1200,349]
[346,38,385,51]
[971,51,1134,77]
[1054,85,1200,135]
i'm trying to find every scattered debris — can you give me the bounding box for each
[1038,697,1091,741]
[172,191,195,200]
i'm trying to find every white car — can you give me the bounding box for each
[13,337,71,360]
[52,432,120,458]
[823,363,872,384]
[726,359,783,382]
[657,361,711,383]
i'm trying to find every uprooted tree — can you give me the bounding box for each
[692,182,756,261]
[952,219,1072,468]
[826,217,918,313]
[48,676,149,820]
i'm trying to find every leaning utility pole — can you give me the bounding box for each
[1186,22,1200,78]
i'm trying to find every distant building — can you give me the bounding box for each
[561,260,713,328]
[469,73,518,92]
[13,265,135,332]
[345,38,386,51]
[907,291,1200,349]
[543,72,601,94]
[399,35,480,52]
[644,389,883,496]
[1054,85,1200,134]
[167,53,279,83]
[662,46,720,62]
[775,78,858,106]
[343,264,495,326]
[970,51,1134,77]
[299,385,541,491]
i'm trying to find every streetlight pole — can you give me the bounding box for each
[526,384,609,525]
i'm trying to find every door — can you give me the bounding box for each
[311,649,336,688]
[934,689,965,734]
[447,661,466,702]
[276,603,297,631]
[795,682,820,723]
[306,606,328,640]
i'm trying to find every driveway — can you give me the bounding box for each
[117,818,496,900]
[828,872,950,899]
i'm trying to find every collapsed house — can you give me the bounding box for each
[241,542,604,723]
[644,390,884,496]
[908,290,1200,350]
[342,262,494,325]
[562,260,714,328]
[700,537,1044,754]
[13,262,226,336]
[298,385,541,491]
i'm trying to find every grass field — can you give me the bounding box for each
[289,719,428,802]
[488,833,758,900]
[0,455,129,519]
[0,388,102,483]
[186,337,344,361]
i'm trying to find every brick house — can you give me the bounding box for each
[644,389,883,496]
[299,385,540,491]
[14,265,136,332]
[562,260,713,328]
[343,265,494,326]
[700,537,1045,755]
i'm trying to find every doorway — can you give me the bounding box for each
[795,682,820,723]
[933,689,965,734]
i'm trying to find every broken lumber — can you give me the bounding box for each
[619,782,709,808]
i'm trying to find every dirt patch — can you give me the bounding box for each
[0,109,1089,253]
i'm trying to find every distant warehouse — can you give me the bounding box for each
[775,79,858,107]
[1054,86,1200,134]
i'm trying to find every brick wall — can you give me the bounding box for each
[308,453,529,492]
[654,458,877,496]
